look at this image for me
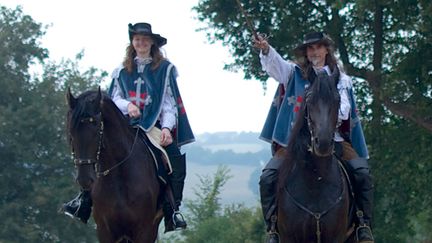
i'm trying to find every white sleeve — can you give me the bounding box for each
[159,68,178,130]
[338,88,351,121]
[260,46,296,85]
[111,78,130,115]
[338,73,352,122]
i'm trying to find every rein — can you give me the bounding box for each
[284,163,345,243]
[96,128,140,177]
[71,113,140,177]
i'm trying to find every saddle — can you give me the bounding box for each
[138,127,172,185]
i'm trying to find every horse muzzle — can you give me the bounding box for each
[311,137,334,157]
[75,159,97,190]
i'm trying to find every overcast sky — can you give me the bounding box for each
[3,0,278,135]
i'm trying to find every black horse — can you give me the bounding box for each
[276,69,355,243]
[66,88,163,243]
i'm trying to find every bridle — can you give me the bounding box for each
[304,91,337,156]
[70,112,139,177]
[71,113,104,169]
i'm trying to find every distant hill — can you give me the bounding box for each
[181,132,272,205]
[183,131,271,166]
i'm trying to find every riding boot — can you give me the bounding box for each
[163,154,187,232]
[260,148,286,243]
[162,185,187,233]
[346,158,375,243]
[260,168,279,243]
[61,190,92,224]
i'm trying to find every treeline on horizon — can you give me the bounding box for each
[185,131,271,166]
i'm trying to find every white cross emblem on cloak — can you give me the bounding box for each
[132,77,147,108]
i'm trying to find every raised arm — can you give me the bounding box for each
[253,35,295,85]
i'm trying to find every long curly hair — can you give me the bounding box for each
[295,42,339,82]
[122,43,165,73]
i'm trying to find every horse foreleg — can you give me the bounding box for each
[133,224,160,243]
[96,227,117,243]
[94,218,119,243]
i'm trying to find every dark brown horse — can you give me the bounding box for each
[277,69,355,243]
[66,88,163,243]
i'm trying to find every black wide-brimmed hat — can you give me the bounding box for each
[294,31,334,54]
[128,22,167,47]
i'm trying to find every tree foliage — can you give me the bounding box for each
[194,0,432,132]
[0,5,106,242]
[193,0,432,241]
[173,165,266,243]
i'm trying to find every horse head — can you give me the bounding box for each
[304,67,340,157]
[66,87,103,190]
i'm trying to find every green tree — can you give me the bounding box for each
[194,0,432,132]
[163,165,266,243]
[0,5,106,242]
[193,0,432,241]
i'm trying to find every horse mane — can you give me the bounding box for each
[67,90,130,144]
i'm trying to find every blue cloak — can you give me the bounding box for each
[109,60,195,147]
[260,66,369,159]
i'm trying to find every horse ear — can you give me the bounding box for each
[66,87,76,109]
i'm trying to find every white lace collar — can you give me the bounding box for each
[134,56,153,65]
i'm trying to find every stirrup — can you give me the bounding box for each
[61,197,82,218]
[172,211,187,230]
[266,231,280,243]
[63,204,80,218]
[356,224,374,243]
[62,202,89,223]
[61,193,92,224]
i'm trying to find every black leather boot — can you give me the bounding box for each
[61,190,92,224]
[170,154,187,229]
[346,158,375,243]
[163,154,187,232]
[260,168,279,243]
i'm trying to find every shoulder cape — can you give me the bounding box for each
[108,60,195,147]
[260,66,369,158]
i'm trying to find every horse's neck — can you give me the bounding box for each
[101,105,136,159]
[97,126,153,191]
[285,156,342,209]
[296,155,340,186]
[97,116,148,183]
